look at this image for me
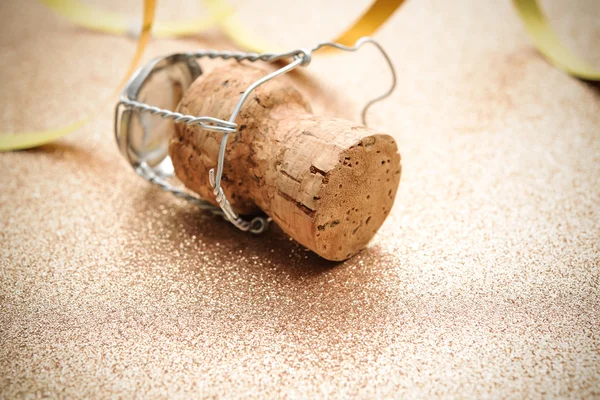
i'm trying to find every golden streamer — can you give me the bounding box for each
[513,0,600,81]
[3,0,597,151]
[1,0,404,151]
[0,0,157,151]
[208,0,406,53]
[0,0,405,151]
[332,0,406,47]
[38,0,233,38]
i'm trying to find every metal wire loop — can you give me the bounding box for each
[115,36,396,234]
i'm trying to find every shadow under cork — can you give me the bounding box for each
[111,156,418,342]
[112,186,421,358]
[137,186,339,276]
[117,184,397,281]
[172,203,339,278]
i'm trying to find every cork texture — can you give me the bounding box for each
[170,63,401,260]
[1,0,599,398]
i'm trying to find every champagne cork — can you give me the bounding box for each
[169,63,401,261]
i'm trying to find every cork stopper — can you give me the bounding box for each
[169,62,401,260]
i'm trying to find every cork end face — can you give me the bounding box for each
[311,134,401,261]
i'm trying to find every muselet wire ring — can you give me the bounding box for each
[114,36,397,234]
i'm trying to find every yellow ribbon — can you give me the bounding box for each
[208,0,406,53]
[0,0,157,151]
[332,0,406,47]
[0,0,404,151]
[5,0,595,151]
[513,0,600,81]
[0,0,405,151]
[38,0,233,38]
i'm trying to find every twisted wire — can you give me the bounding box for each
[134,163,270,234]
[117,37,394,235]
[120,98,237,133]
[185,48,311,65]
[135,163,223,214]
[208,168,269,234]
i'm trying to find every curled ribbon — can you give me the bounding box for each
[0,0,157,151]
[513,0,600,81]
[39,0,233,38]
[0,0,405,151]
[208,0,406,53]
[1,0,597,151]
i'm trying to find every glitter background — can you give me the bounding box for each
[1,0,599,397]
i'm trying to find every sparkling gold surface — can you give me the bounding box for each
[1,0,599,397]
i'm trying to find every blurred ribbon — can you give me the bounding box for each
[0,0,405,151]
[40,0,405,52]
[38,0,233,38]
[0,0,157,151]
[208,0,406,53]
[513,0,600,81]
[2,0,597,151]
